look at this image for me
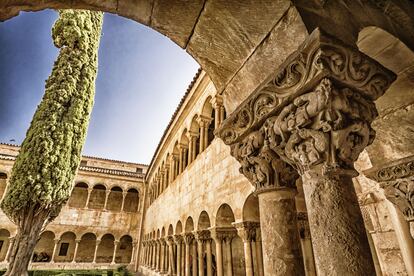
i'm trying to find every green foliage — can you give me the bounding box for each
[0,10,103,222]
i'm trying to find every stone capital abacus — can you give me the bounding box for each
[210,227,236,243]
[194,230,211,243]
[197,114,213,127]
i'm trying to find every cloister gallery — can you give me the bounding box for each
[1,1,414,275]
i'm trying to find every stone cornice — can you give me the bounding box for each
[216,28,396,146]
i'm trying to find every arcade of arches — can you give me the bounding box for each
[1,1,414,275]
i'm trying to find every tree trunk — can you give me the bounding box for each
[5,208,48,276]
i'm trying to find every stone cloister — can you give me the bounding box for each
[1,0,414,275]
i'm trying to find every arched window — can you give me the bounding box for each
[107,186,123,212]
[96,234,115,263]
[0,229,11,262]
[76,233,96,263]
[123,188,139,212]
[33,231,55,262]
[68,182,88,208]
[116,235,133,264]
[88,184,106,209]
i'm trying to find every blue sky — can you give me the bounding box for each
[0,10,199,164]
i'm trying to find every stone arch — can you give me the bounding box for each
[55,231,76,262]
[76,232,96,263]
[116,235,133,264]
[197,211,211,230]
[168,224,174,236]
[185,216,194,232]
[179,129,189,171]
[215,203,235,227]
[161,227,166,238]
[97,233,115,263]
[88,184,106,209]
[33,230,55,262]
[124,188,139,212]
[68,182,89,208]
[200,96,215,148]
[0,229,10,262]
[157,229,160,239]
[176,221,183,234]
[107,186,123,211]
[164,153,170,188]
[189,115,201,160]
[356,26,414,166]
[242,194,260,222]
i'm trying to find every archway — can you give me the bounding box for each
[176,221,183,234]
[68,182,88,208]
[55,232,76,262]
[33,231,55,262]
[76,233,96,263]
[124,188,139,212]
[0,172,7,199]
[107,186,123,212]
[242,194,260,222]
[116,235,133,264]
[184,217,194,233]
[96,233,115,263]
[0,229,11,261]
[215,204,235,227]
[197,211,211,230]
[88,184,106,210]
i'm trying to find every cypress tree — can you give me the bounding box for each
[1,9,103,275]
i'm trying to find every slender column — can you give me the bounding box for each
[103,189,110,210]
[93,239,101,263]
[211,95,224,129]
[159,170,165,193]
[223,234,235,276]
[85,187,93,209]
[206,238,213,276]
[184,233,194,276]
[163,166,169,190]
[155,240,160,271]
[50,238,60,263]
[187,131,198,164]
[121,191,127,212]
[174,235,183,276]
[195,231,210,276]
[234,222,257,276]
[211,228,231,276]
[111,240,119,264]
[152,241,156,269]
[197,116,211,153]
[297,212,317,276]
[5,237,15,263]
[160,239,166,272]
[131,241,137,264]
[181,241,186,276]
[191,241,197,276]
[72,239,81,263]
[254,230,264,276]
[166,236,176,275]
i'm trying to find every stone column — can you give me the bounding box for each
[211,95,224,129]
[155,240,160,271]
[191,240,197,276]
[131,241,137,264]
[174,235,183,276]
[85,187,93,209]
[111,240,119,264]
[211,228,234,276]
[72,239,80,263]
[187,131,199,164]
[159,170,165,193]
[205,238,213,276]
[121,191,127,212]
[103,189,110,210]
[254,230,264,276]
[297,212,317,276]
[195,231,210,276]
[223,233,235,276]
[216,29,396,276]
[184,233,194,276]
[93,239,101,263]
[151,241,156,269]
[4,237,15,263]
[365,157,414,275]
[167,236,175,274]
[50,238,60,263]
[160,239,166,273]
[163,166,169,190]
[234,222,258,276]
[197,116,211,153]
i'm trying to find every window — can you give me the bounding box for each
[58,242,69,256]
[80,160,87,167]
[136,167,143,173]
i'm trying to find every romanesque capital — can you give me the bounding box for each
[210,227,237,243]
[217,28,396,179]
[186,130,199,140]
[166,235,175,245]
[183,233,194,245]
[194,230,211,243]
[160,237,166,246]
[364,155,414,237]
[173,234,183,245]
[233,221,260,242]
[197,114,213,127]
[210,94,224,108]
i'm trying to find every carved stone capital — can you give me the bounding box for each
[210,227,237,243]
[194,230,211,243]
[365,156,414,223]
[173,234,183,245]
[233,221,260,242]
[183,233,194,245]
[160,238,166,246]
[166,235,175,245]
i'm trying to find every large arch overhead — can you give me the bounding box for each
[2,1,414,113]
